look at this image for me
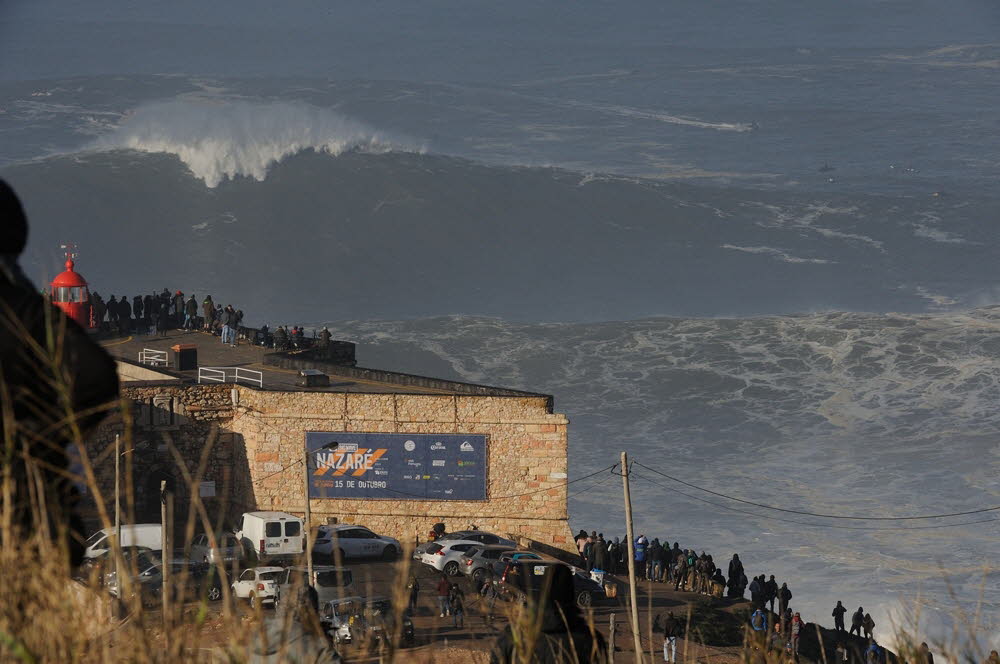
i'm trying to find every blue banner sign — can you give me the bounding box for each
[305,432,488,501]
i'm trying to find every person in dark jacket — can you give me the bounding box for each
[184,295,198,330]
[674,553,689,591]
[778,583,792,619]
[917,642,934,664]
[850,607,865,637]
[592,534,607,571]
[202,295,215,330]
[728,554,744,597]
[157,299,170,337]
[118,295,131,333]
[764,575,779,613]
[0,179,119,566]
[607,537,621,575]
[490,564,607,664]
[749,575,762,607]
[832,601,847,632]
[662,611,681,663]
[132,295,143,325]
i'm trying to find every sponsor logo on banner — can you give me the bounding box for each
[430,442,446,451]
[432,459,446,467]
[404,440,416,451]
[460,441,474,452]
[458,461,477,467]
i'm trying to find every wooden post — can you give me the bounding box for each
[609,613,616,664]
[621,451,644,664]
[160,480,168,626]
[304,445,313,582]
[113,434,120,600]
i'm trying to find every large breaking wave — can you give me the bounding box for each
[90,99,422,187]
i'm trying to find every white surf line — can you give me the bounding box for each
[553,97,755,132]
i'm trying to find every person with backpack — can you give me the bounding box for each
[662,611,681,663]
[750,608,768,649]
[832,601,847,632]
[673,551,688,591]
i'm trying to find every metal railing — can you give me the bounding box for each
[138,348,168,366]
[197,366,264,388]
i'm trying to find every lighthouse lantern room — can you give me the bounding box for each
[50,244,93,329]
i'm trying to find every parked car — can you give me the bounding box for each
[231,566,283,609]
[106,557,223,607]
[191,532,244,566]
[83,524,162,559]
[459,545,517,585]
[413,530,516,557]
[417,540,482,576]
[320,596,364,645]
[490,550,543,578]
[313,525,400,562]
[235,512,303,564]
[273,565,354,609]
[497,559,604,609]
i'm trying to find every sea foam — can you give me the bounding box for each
[91,98,421,187]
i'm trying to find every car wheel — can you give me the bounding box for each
[576,590,592,608]
[444,561,460,577]
[472,568,486,585]
[207,585,222,602]
[381,545,397,561]
[249,593,257,610]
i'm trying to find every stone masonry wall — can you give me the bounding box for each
[230,389,574,550]
[87,384,574,551]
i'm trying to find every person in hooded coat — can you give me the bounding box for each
[591,534,607,571]
[184,294,198,330]
[607,537,621,574]
[202,295,215,330]
[850,606,864,637]
[118,295,131,333]
[490,564,607,664]
[0,180,119,566]
[728,554,744,597]
[132,295,143,325]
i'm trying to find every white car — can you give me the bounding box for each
[418,540,482,576]
[231,566,283,609]
[313,525,401,562]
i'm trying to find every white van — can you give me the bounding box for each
[235,511,304,563]
[83,524,163,559]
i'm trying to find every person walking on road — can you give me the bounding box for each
[436,575,451,618]
[833,601,847,632]
[662,611,680,663]
[450,584,465,629]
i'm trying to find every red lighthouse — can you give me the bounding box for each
[50,245,93,329]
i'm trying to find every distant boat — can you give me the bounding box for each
[819,162,835,173]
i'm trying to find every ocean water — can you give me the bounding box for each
[1,0,998,649]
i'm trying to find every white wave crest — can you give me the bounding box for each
[90,99,422,187]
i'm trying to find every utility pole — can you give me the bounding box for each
[305,440,339,582]
[621,451,644,664]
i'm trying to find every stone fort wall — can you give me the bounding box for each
[87,383,574,549]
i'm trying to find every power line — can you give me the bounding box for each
[634,461,1000,521]
[629,471,1000,531]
